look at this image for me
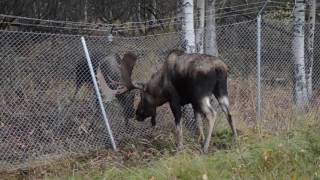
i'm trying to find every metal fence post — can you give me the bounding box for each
[256,14,262,121]
[80,36,117,151]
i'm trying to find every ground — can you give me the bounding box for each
[1,113,319,180]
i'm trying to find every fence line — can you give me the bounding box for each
[0,19,319,171]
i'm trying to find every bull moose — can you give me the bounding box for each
[108,49,237,153]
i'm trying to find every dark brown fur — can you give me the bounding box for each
[134,50,237,153]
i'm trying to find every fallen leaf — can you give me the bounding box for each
[263,150,272,162]
[202,174,208,180]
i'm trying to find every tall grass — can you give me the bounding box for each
[32,114,320,180]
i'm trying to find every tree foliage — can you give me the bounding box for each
[0,0,308,34]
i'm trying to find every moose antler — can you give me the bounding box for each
[115,52,144,93]
[96,67,118,102]
[96,52,143,102]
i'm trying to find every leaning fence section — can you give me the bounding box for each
[0,20,320,171]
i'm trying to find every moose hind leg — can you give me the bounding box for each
[194,111,205,145]
[201,97,217,153]
[218,96,237,139]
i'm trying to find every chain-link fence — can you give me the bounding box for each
[0,19,320,171]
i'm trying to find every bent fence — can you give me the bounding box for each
[0,19,319,170]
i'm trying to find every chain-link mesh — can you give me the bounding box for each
[0,19,320,170]
[259,20,320,131]
[0,31,111,170]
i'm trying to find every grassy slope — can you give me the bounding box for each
[44,119,320,180]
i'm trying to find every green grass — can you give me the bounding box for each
[42,117,320,180]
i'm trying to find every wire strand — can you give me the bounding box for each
[1,11,260,33]
[112,19,257,39]
[114,11,260,32]
[0,2,291,32]
[269,0,294,5]
[0,21,110,33]
[0,1,272,29]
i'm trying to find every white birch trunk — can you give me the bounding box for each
[176,0,184,32]
[137,2,142,23]
[305,0,316,100]
[151,0,157,24]
[136,2,143,35]
[195,0,205,53]
[84,0,88,23]
[292,0,308,107]
[178,0,196,125]
[205,0,218,56]
[183,0,196,53]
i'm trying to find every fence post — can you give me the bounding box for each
[80,36,117,151]
[256,14,262,121]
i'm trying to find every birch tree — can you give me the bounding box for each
[205,0,218,56]
[305,0,316,100]
[136,1,144,35]
[83,0,88,23]
[292,0,308,107]
[182,0,196,53]
[177,0,196,127]
[175,0,184,36]
[195,0,205,53]
[151,0,157,24]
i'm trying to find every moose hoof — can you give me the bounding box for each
[198,136,205,146]
[202,148,209,154]
[233,137,237,143]
[176,144,183,152]
[202,144,210,154]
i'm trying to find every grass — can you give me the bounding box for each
[1,72,319,179]
[23,114,318,180]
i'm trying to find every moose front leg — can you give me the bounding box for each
[166,84,183,151]
[176,119,183,151]
[170,103,183,151]
[169,98,183,151]
[151,115,156,126]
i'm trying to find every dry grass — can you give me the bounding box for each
[1,75,319,175]
[228,77,320,132]
[1,112,319,180]
[0,130,179,180]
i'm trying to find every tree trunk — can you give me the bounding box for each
[195,0,205,53]
[183,0,196,53]
[137,2,142,24]
[292,0,308,107]
[175,0,184,32]
[178,0,196,129]
[84,0,88,23]
[151,0,157,24]
[305,0,316,100]
[136,1,144,35]
[205,0,218,56]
